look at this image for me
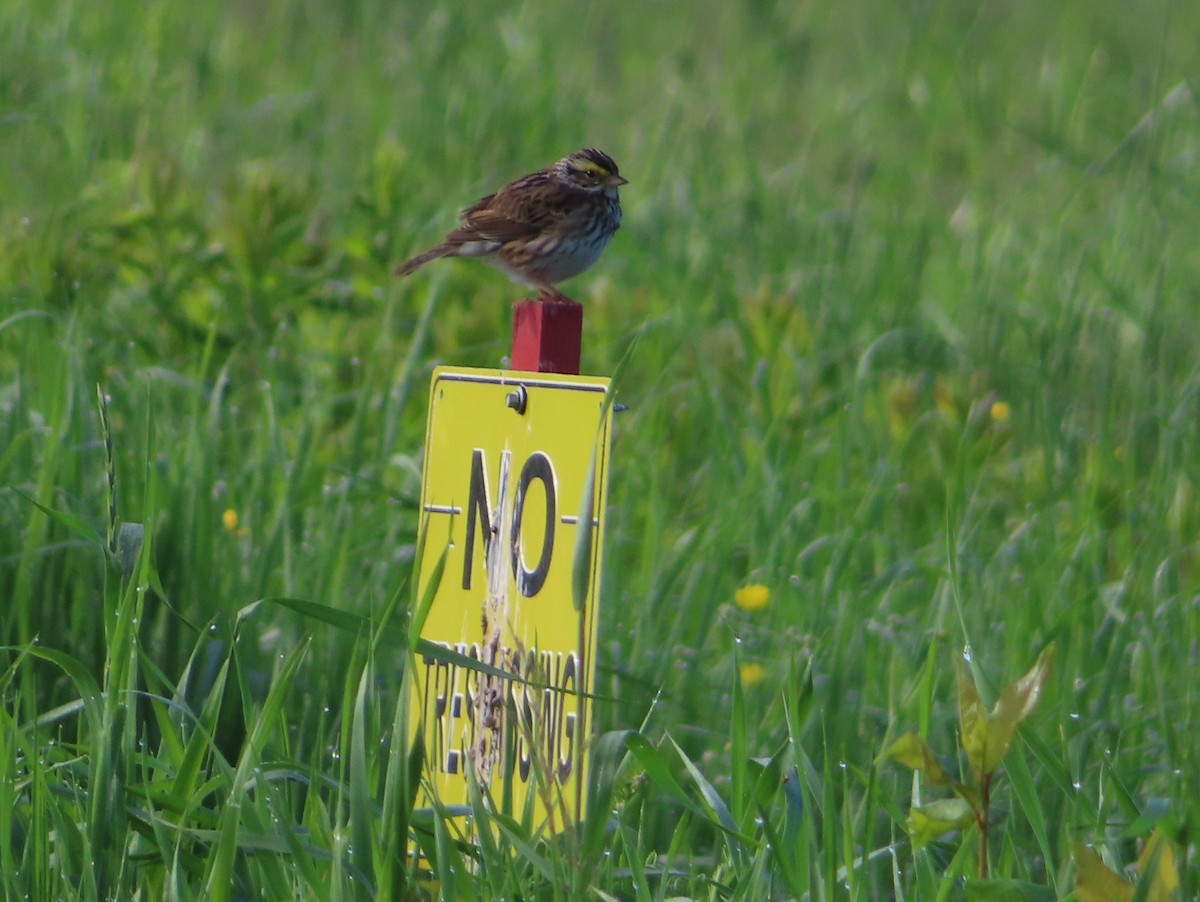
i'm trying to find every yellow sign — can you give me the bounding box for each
[413,366,613,824]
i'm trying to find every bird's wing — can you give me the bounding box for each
[453,205,542,243]
[452,173,578,244]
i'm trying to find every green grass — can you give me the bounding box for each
[3,0,1199,897]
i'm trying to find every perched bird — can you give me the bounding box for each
[395,148,627,301]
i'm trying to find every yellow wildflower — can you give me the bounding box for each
[739,663,767,689]
[734,584,770,613]
[934,376,960,420]
[989,400,1011,423]
[222,509,240,533]
[886,377,920,439]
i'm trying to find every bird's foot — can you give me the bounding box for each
[537,287,573,304]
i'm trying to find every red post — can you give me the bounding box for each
[511,299,582,375]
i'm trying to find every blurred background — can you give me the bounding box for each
[2,0,1198,893]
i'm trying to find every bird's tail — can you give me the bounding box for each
[395,244,452,277]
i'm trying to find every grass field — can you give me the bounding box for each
[3,0,1199,897]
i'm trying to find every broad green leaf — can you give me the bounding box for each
[881,732,955,788]
[570,438,599,615]
[572,366,623,616]
[349,660,375,888]
[12,487,104,547]
[747,753,783,810]
[730,647,747,828]
[582,730,635,855]
[1005,744,1056,895]
[625,734,754,845]
[203,636,311,902]
[263,596,406,646]
[488,804,558,884]
[1074,843,1134,902]
[625,732,702,815]
[669,735,749,855]
[262,596,549,690]
[11,645,104,737]
[410,534,447,650]
[906,797,974,850]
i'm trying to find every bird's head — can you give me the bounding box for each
[560,148,628,196]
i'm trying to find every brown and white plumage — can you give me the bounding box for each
[395,148,627,300]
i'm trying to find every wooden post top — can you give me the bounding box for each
[511,299,583,375]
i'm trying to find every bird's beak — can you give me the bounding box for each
[608,175,629,187]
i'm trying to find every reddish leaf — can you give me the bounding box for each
[984,645,1055,773]
[959,645,1055,777]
